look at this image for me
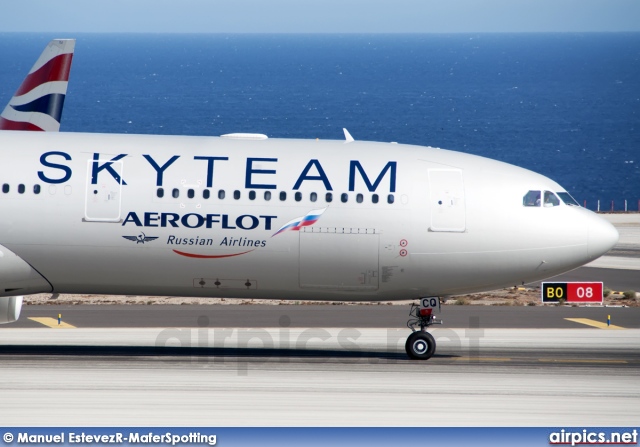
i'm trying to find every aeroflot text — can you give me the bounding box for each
[123,212,276,230]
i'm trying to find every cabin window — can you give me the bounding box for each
[295,192,302,202]
[544,191,560,207]
[356,193,363,203]
[18,184,25,194]
[387,194,395,204]
[233,190,241,200]
[279,191,287,201]
[187,189,195,199]
[157,188,164,198]
[2,184,9,193]
[203,189,210,199]
[264,191,271,201]
[341,193,348,203]
[325,192,333,203]
[172,188,179,198]
[249,191,256,200]
[33,185,41,195]
[557,192,579,206]
[310,192,317,202]
[372,194,379,204]
[523,190,541,207]
[218,190,225,200]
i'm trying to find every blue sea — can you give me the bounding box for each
[1,33,638,210]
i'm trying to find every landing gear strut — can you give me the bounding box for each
[405,297,442,360]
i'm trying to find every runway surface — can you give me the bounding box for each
[1,323,638,425]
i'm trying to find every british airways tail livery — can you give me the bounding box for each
[0,48,618,360]
[0,39,75,132]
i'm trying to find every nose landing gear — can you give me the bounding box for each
[405,297,442,360]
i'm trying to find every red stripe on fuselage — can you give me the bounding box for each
[173,249,255,259]
[14,53,73,97]
[0,117,44,131]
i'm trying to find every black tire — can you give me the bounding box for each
[405,331,436,360]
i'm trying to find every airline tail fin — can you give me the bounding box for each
[0,39,75,132]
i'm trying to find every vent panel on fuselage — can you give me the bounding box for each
[429,169,466,232]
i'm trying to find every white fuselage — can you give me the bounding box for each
[0,130,618,301]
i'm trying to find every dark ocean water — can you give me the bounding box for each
[1,33,638,209]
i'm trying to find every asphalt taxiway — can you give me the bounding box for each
[7,304,640,328]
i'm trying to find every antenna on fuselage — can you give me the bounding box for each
[343,128,354,143]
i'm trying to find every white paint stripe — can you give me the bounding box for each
[28,39,75,74]
[0,108,60,131]
[8,81,69,106]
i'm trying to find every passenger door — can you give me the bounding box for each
[84,158,124,222]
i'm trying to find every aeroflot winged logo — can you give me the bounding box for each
[122,233,159,244]
[272,208,327,237]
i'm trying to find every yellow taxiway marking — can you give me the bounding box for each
[564,318,624,329]
[28,317,76,329]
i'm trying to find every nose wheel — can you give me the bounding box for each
[405,298,442,360]
[405,331,436,360]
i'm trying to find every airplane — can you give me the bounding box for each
[0,54,618,361]
[0,39,75,131]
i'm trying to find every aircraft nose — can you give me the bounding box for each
[587,214,618,259]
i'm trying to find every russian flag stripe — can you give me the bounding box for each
[272,208,327,236]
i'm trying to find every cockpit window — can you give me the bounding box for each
[523,190,541,207]
[557,192,579,206]
[543,191,560,207]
